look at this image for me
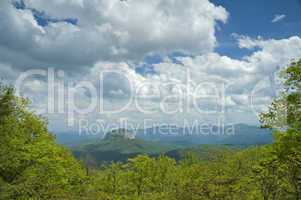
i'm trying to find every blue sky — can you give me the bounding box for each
[213,0,301,58]
[12,0,78,26]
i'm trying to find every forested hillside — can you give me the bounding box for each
[0,60,300,199]
[73,129,177,165]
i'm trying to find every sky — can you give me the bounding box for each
[212,0,301,58]
[0,0,301,133]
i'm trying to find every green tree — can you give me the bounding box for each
[0,85,86,199]
[258,59,301,200]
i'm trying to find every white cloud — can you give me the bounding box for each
[271,14,286,23]
[16,36,301,132]
[153,36,301,111]
[240,36,301,73]
[0,0,228,70]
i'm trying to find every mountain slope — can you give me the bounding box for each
[72,129,177,165]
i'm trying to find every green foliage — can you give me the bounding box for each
[80,147,269,200]
[257,59,301,200]
[0,85,86,199]
[73,131,177,166]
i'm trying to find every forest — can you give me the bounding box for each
[0,60,300,199]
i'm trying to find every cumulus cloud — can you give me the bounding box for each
[0,0,228,71]
[271,14,286,23]
[149,36,300,118]
[1,0,301,131]
[15,36,301,131]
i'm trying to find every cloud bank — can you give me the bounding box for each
[1,0,301,132]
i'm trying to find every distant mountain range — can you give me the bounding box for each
[55,124,273,147]
[135,123,273,146]
[55,124,274,165]
[72,129,176,165]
